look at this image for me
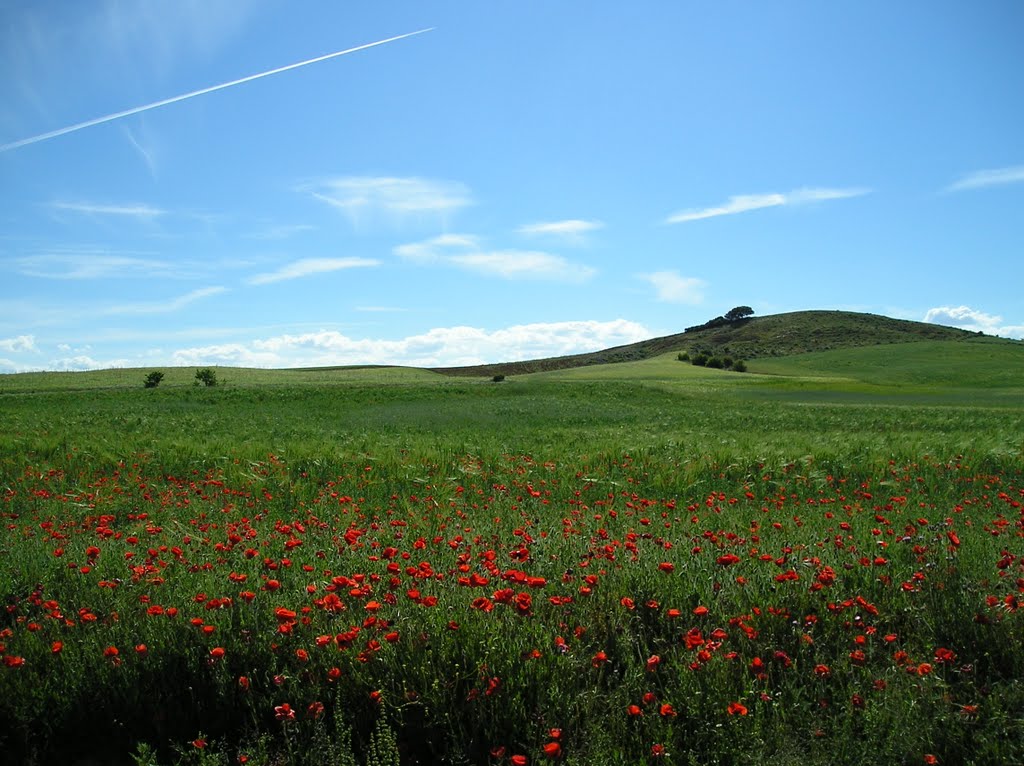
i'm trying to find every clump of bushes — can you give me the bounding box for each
[687,353,747,372]
[195,368,217,387]
[143,371,164,388]
[677,352,690,362]
[492,374,505,383]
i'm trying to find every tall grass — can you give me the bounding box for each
[1,367,1022,764]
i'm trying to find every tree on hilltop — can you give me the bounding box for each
[725,306,754,322]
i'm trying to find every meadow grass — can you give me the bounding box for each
[1,350,1022,765]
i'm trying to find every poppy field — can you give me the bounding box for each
[1,369,1023,765]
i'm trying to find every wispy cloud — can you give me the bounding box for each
[246,257,379,285]
[638,271,706,304]
[945,165,1024,192]
[450,251,595,281]
[14,251,183,280]
[308,176,472,226]
[395,234,596,282]
[393,234,480,262]
[518,219,604,243]
[123,125,159,179]
[247,224,316,241]
[924,305,1023,339]
[666,187,869,224]
[50,201,166,219]
[169,319,653,368]
[103,286,227,315]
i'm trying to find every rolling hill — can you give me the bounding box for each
[431,310,993,378]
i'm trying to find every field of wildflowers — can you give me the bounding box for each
[1,372,1022,765]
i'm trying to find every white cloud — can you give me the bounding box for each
[518,219,604,243]
[50,201,166,219]
[666,187,869,224]
[48,354,132,372]
[104,286,227,315]
[946,165,1024,192]
[15,252,182,280]
[638,271,706,304]
[923,305,1024,339]
[395,234,595,282]
[0,334,36,352]
[170,319,653,369]
[246,257,379,285]
[450,251,596,281]
[394,234,481,263]
[309,176,472,225]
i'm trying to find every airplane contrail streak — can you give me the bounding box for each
[0,27,434,153]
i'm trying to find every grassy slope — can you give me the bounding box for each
[1,310,1020,400]
[748,337,1024,388]
[0,364,443,393]
[430,310,986,378]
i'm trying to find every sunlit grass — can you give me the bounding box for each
[0,349,1022,764]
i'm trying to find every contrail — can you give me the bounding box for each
[1,28,434,153]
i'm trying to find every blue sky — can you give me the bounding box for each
[1,1,1022,372]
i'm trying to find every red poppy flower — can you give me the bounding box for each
[727,701,748,716]
[542,741,561,758]
[274,702,296,721]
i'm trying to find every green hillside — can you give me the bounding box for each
[749,337,1024,388]
[432,310,986,378]
[1,310,1020,394]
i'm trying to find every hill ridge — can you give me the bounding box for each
[431,310,986,378]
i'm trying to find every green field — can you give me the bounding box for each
[2,322,1023,765]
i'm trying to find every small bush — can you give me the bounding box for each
[492,374,505,383]
[677,352,690,361]
[722,356,734,369]
[195,368,217,387]
[706,356,724,369]
[732,360,748,372]
[691,354,708,367]
[143,371,164,389]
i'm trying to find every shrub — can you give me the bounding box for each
[732,360,748,372]
[195,368,217,387]
[706,356,724,369]
[722,356,734,369]
[677,352,690,361]
[690,354,708,367]
[492,374,505,383]
[143,371,164,389]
